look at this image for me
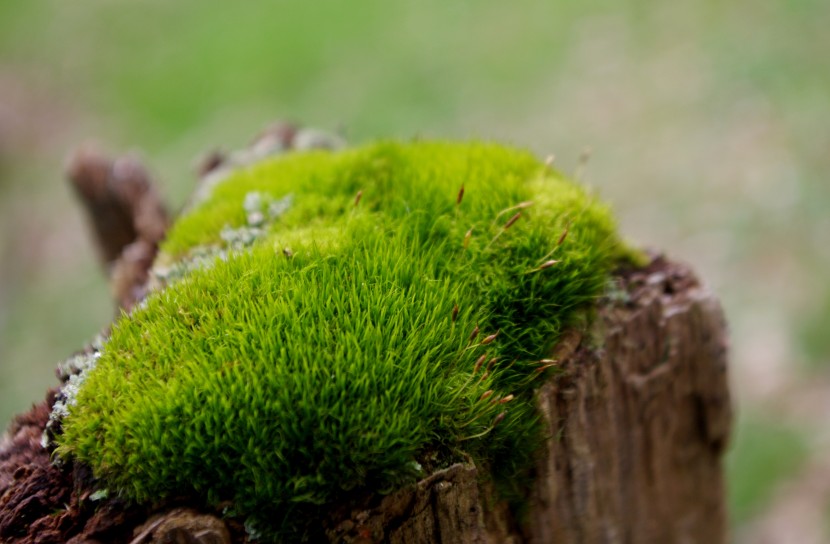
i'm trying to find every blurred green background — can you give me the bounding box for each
[1,1,828,540]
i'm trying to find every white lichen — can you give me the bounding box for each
[243,191,266,226]
[220,224,264,249]
[151,192,293,292]
[243,191,294,227]
[89,488,109,501]
[266,193,293,220]
[42,349,102,450]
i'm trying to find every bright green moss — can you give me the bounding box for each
[57,140,624,538]
[162,141,541,257]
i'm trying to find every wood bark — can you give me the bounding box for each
[0,130,731,543]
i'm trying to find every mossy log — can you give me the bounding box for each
[322,255,731,543]
[0,126,731,543]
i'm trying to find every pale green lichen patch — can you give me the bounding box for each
[42,349,102,449]
[57,140,625,537]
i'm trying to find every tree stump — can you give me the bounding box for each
[0,128,731,543]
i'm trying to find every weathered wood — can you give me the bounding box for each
[529,258,730,543]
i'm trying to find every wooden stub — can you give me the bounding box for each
[66,146,170,311]
[328,256,732,544]
[529,256,731,543]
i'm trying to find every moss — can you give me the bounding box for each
[57,140,624,538]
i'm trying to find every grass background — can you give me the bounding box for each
[1,0,828,539]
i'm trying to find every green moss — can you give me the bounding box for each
[57,140,623,538]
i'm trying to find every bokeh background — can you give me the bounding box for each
[1,1,828,540]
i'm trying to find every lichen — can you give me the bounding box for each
[150,191,294,290]
[56,140,626,539]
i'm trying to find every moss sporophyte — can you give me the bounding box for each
[54,140,627,536]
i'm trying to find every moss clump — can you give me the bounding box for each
[57,140,623,538]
